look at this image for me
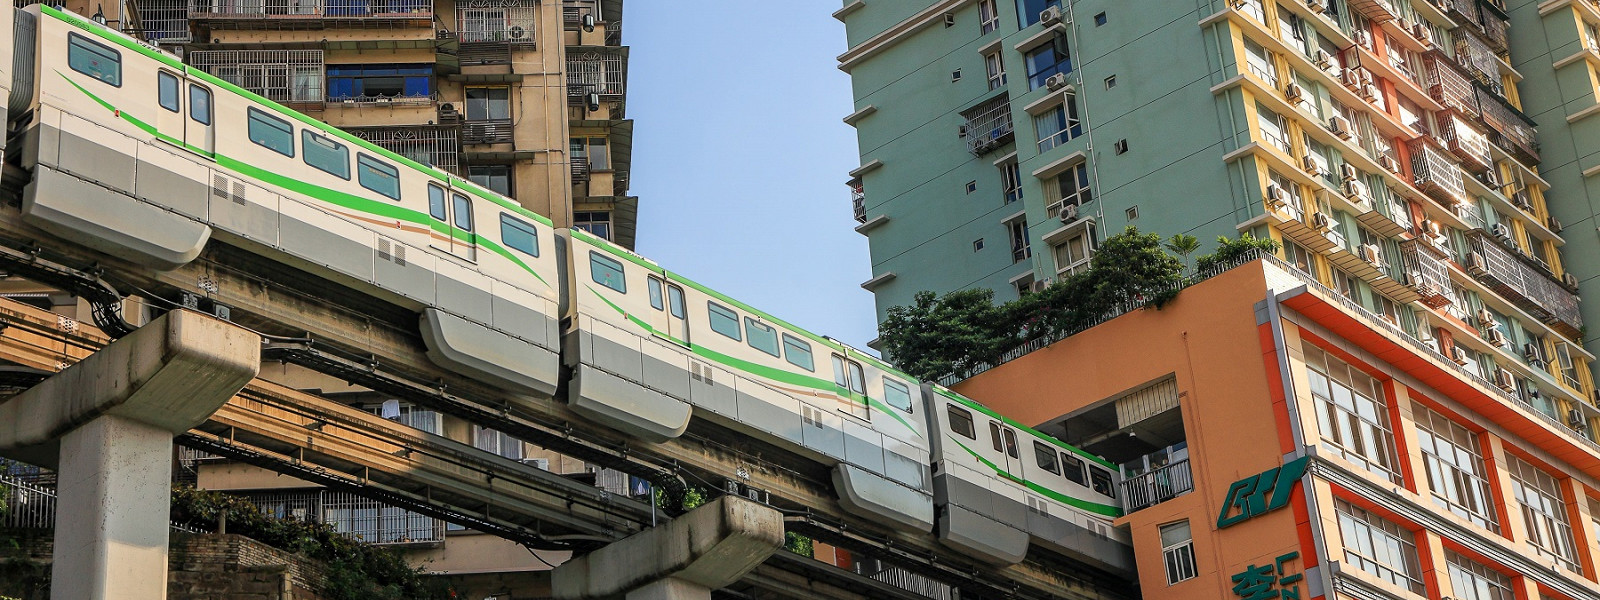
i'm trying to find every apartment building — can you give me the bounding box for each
[953,255,1600,600]
[840,0,1600,445]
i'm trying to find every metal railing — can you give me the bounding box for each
[1452,28,1499,86]
[1408,138,1466,205]
[188,0,432,18]
[349,125,461,173]
[1475,86,1540,163]
[1437,113,1492,173]
[2,475,57,530]
[567,51,627,97]
[561,0,597,27]
[246,490,444,545]
[456,0,537,44]
[1120,459,1193,513]
[572,156,591,181]
[330,92,437,106]
[189,50,326,104]
[461,119,513,144]
[134,0,193,43]
[1465,232,1583,336]
[962,95,1013,155]
[1426,54,1478,117]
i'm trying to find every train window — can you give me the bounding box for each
[451,193,474,231]
[1089,466,1115,498]
[667,285,686,319]
[247,108,295,157]
[745,318,780,357]
[1034,442,1060,475]
[883,378,913,413]
[989,422,1004,453]
[427,184,448,221]
[589,252,626,293]
[948,406,976,439]
[830,355,866,394]
[188,85,212,125]
[499,214,539,257]
[302,131,350,179]
[68,33,121,87]
[158,72,180,112]
[1003,428,1019,459]
[782,334,814,372]
[357,154,402,201]
[647,277,664,311]
[1061,453,1087,486]
[708,302,741,341]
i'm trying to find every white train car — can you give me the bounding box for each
[561,228,935,532]
[928,385,1133,575]
[9,4,563,399]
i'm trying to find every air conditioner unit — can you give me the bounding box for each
[1512,191,1533,210]
[1485,328,1507,347]
[1045,72,1069,90]
[1524,342,1545,363]
[1360,84,1379,101]
[1266,184,1289,207]
[1563,272,1579,288]
[1060,202,1079,222]
[1306,0,1327,13]
[1451,345,1469,365]
[1031,279,1051,293]
[1476,309,1497,327]
[1360,243,1382,265]
[1549,218,1564,234]
[1379,155,1402,174]
[1341,69,1363,89]
[1302,154,1327,175]
[1343,179,1368,199]
[1340,163,1360,182]
[1313,212,1333,231]
[1569,409,1588,431]
[1490,222,1511,239]
[1354,29,1372,49]
[1312,49,1333,69]
[1411,22,1431,44]
[1466,251,1487,275]
[1328,115,1353,139]
[1494,367,1517,391]
[1039,5,1063,26]
[1284,82,1305,103]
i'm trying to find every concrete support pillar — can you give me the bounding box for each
[0,309,259,600]
[552,496,784,600]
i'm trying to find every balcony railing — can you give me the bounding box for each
[1466,231,1583,337]
[1453,28,1499,86]
[1437,113,1493,174]
[349,125,460,173]
[243,490,444,545]
[188,0,432,20]
[1478,8,1509,52]
[1398,239,1453,308]
[1409,138,1466,205]
[461,118,513,145]
[134,0,193,43]
[567,51,627,97]
[1121,459,1193,513]
[456,0,537,44]
[961,95,1014,155]
[1426,54,1479,117]
[330,91,437,106]
[850,179,866,224]
[562,0,597,28]
[572,156,590,181]
[1475,87,1540,163]
[188,49,325,105]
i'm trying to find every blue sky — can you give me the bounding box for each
[624,2,880,350]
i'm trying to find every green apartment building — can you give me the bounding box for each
[840,0,1600,438]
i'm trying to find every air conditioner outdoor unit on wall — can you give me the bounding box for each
[1061,202,1079,222]
[1039,5,1062,26]
[1045,72,1069,90]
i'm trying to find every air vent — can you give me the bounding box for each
[690,361,714,385]
[377,238,407,266]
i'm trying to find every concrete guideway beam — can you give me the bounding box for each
[553,496,785,600]
[0,309,260,600]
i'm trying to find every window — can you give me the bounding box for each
[1007,219,1031,263]
[500,214,539,257]
[978,0,999,34]
[589,252,626,293]
[189,85,212,125]
[1235,0,1266,24]
[989,423,1019,458]
[1554,342,1580,390]
[366,401,441,435]
[357,154,401,200]
[951,69,963,82]
[745,318,780,357]
[1104,75,1116,89]
[1113,139,1129,154]
[1056,162,1092,207]
[1089,466,1115,497]
[965,180,978,194]
[1243,38,1277,88]
[1257,103,1289,152]
[973,238,985,251]
[1061,452,1086,485]
[668,286,686,319]
[1304,345,1401,482]
[247,108,295,157]
[1035,98,1082,152]
[571,137,611,171]
[646,277,665,311]
[468,165,511,196]
[883,377,913,413]
[1000,160,1023,204]
[1445,551,1513,600]
[302,131,350,179]
[575,212,613,241]
[451,192,474,231]
[465,87,511,120]
[948,405,976,439]
[473,425,523,460]
[1335,498,1424,593]
[1508,455,1579,571]
[1282,238,1315,275]
[68,33,121,87]
[1034,441,1060,474]
[1413,403,1497,531]
[708,302,741,340]
[1018,0,1062,28]
[1160,521,1197,585]
[1024,36,1072,90]
[1053,227,1095,275]
[422,185,447,222]
[783,334,814,371]
[1093,12,1107,26]
[984,51,1007,90]
[326,64,432,100]
[990,422,1005,453]
[832,355,869,419]
[158,72,180,112]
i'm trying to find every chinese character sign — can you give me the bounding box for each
[1231,551,1303,600]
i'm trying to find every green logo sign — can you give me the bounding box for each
[1216,456,1309,528]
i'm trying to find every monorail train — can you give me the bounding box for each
[2,4,1133,575]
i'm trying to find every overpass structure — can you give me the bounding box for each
[0,163,1131,600]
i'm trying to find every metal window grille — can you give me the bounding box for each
[189,50,325,104]
[456,0,537,44]
[188,0,432,19]
[566,51,627,98]
[135,0,192,43]
[1464,231,1582,335]
[962,94,1013,155]
[1436,113,1492,173]
[349,126,460,174]
[561,0,597,28]
[244,490,444,545]
[1452,28,1499,86]
[1407,138,1466,205]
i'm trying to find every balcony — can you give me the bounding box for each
[1465,231,1583,338]
[572,156,590,182]
[348,125,460,173]
[187,0,432,25]
[1426,54,1479,117]
[188,49,325,107]
[1346,0,1400,22]
[461,118,513,145]
[1437,113,1493,174]
[961,95,1013,156]
[567,50,628,99]
[1475,87,1540,164]
[1478,8,1509,52]
[134,0,193,44]
[456,0,537,44]
[1409,138,1467,205]
[562,0,597,29]
[1398,239,1453,308]
[1452,29,1500,86]
[1121,459,1193,513]
[850,178,866,224]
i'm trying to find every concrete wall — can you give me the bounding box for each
[0,532,333,600]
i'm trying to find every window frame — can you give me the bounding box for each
[708,302,742,341]
[589,251,627,293]
[451,192,475,232]
[68,32,122,87]
[1033,441,1060,474]
[782,333,815,372]
[1160,521,1198,585]
[948,405,976,440]
[356,153,402,201]
[158,71,181,112]
[188,84,213,125]
[427,184,449,222]
[744,317,781,358]
[647,276,665,311]
[246,107,295,158]
[882,377,914,413]
[499,213,539,258]
[302,130,352,180]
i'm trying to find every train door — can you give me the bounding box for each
[428,184,478,261]
[987,420,1020,475]
[155,70,185,141]
[645,275,689,345]
[183,78,215,156]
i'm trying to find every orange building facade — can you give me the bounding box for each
[955,257,1600,600]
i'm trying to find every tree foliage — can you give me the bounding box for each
[1194,233,1279,273]
[878,288,1016,378]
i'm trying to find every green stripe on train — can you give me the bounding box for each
[949,438,1122,517]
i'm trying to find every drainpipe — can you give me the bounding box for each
[1060,0,1108,247]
